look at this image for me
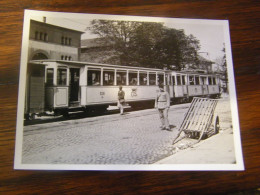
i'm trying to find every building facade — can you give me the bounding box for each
[28,19,83,61]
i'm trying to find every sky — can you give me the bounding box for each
[30,15,226,62]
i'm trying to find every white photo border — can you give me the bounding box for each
[14,9,244,171]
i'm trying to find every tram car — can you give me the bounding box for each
[24,60,220,119]
[169,70,220,103]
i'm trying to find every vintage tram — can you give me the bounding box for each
[25,60,220,119]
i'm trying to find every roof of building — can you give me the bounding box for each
[81,38,113,48]
[31,19,85,34]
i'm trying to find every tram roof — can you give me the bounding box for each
[29,60,220,76]
[30,59,165,72]
[172,70,220,76]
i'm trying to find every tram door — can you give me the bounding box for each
[69,68,80,106]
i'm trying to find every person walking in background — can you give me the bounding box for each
[155,83,171,131]
[118,86,125,115]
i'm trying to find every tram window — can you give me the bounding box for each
[103,70,114,86]
[208,77,212,85]
[172,76,175,85]
[149,73,156,85]
[158,74,164,85]
[129,72,137,85]
[165,75,169,85]
[57,69,67,86]
[46,68,54,85]
[139,72,147,85]
[213,77,216,85]
[189,76,194,85]
[88,69,101,86]
[116,71,126,85]
[177,75,181,85]
[201,77,206,85]
[195,76,200,85]
[182,76,186,85]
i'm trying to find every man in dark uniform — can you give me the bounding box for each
[155,83,171,131]
[118,86,125,115]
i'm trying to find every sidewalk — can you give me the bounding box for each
[155,127,236,164]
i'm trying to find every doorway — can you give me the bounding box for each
[69,68,80,105]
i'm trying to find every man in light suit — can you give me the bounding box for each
[118,86,125,115]
[155,83,171,131]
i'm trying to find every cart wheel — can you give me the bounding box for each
[214,116,220,134]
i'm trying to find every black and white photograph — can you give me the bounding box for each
[14,10,244,170]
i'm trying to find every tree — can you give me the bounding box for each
[214,44,228,93]
[87,20,201,70]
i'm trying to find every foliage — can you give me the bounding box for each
[87,20,201,70]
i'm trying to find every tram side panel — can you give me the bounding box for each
[208,85,220,97]
[45,86,69,110]
[187,85,203,97]
[80,86,158,106]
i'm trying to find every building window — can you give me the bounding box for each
[61,36,72,46]
[34,31,48,41]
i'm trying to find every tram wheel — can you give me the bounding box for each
[62,111,69,118]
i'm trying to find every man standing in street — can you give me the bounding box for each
[118,86,125,115]
[155,83,171,131]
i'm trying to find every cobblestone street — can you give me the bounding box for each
[22,98,234,165]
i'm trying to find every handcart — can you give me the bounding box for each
[173,97,220,144]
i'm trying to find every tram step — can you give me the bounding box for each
[107,105,131,111]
